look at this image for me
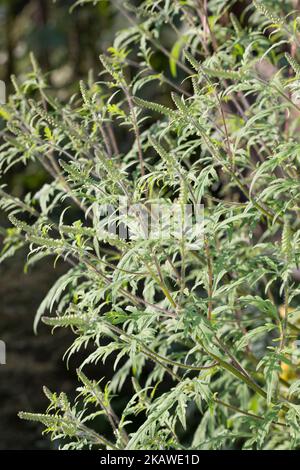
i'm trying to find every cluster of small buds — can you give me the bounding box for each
[253,0,284,24]
[285,53,300,77]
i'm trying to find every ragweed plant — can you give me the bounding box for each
[1,0,300,450]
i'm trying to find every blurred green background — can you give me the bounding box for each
[0,0,117,90]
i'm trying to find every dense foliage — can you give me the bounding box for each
[1,0,300,450]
